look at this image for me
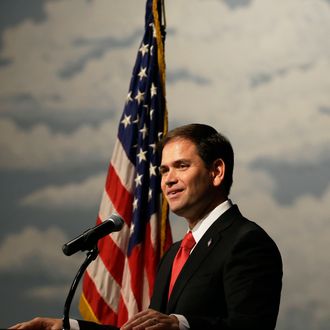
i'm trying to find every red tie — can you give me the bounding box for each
[168,231,196,299]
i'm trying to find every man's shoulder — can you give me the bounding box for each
[220,205,280,250]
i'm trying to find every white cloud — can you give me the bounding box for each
[164,0,330,165]
[0,0,145,112]
[0,118,118,170]
[0,226,83,278]
[166,0,330,76]
[20,172,106,209]
[24,284,69,301]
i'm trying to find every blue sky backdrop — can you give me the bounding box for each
[1,0,330,329]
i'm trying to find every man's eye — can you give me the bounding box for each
[179,163,188,170]
[159,167,167,176]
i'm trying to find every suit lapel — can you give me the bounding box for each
[151,241,180,311]
[167,205,240,312]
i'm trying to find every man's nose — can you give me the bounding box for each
[164,169,178,186]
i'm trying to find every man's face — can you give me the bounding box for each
[160,138,218,224]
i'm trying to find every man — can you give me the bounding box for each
[11,123,282,330]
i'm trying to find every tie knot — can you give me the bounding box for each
[181,231,196,250]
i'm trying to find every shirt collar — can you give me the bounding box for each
[190,199,233,244]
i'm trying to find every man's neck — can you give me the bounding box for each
[186,197,229,229]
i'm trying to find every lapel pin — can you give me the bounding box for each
[207,238,212,247]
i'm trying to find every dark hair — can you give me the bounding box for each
[159,123,234,195]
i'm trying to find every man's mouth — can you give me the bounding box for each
[167,189,183,197]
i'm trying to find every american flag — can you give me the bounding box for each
[79,0,172,327]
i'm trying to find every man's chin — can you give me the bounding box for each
[168,204,182,215]
[168,205,188,218]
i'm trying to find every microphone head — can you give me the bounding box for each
[109,213,124,231]
[62,213,124,256]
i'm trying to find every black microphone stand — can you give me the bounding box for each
[62,245,99,330]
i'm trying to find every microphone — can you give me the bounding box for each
[62,214,124,256]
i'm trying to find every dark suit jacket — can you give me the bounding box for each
[79,205,282,330]
[150,205,282,329]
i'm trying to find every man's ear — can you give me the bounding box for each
[211,159,225,187]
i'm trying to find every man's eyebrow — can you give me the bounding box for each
[158,164,168,175]
[173,159,190,165]
[160,159,190,168]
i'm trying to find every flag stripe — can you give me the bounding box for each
[97,230,125,286]
[105,165,133,225]
[79,291,99,323]
[86,256,120,312]
[82,271,117,324]
[120,257,139,317]
[144,218,158,296]
[117,295,129,326]
[111,140,135,193]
